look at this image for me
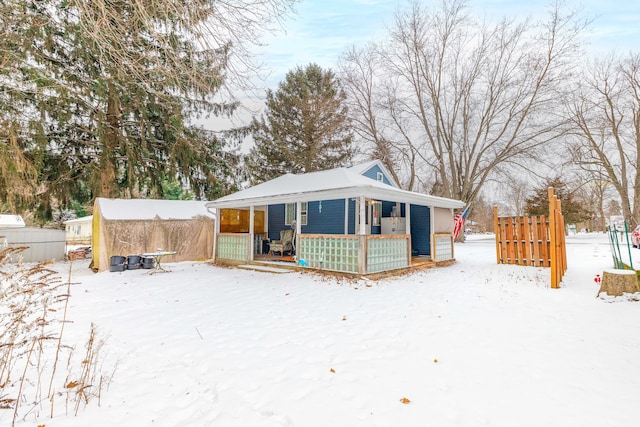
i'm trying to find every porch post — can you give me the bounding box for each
[213,207,220,261]
[344,198,349,234]
[296,201,302,255]
[264,206,269,241]
[358,197,367,273]
[358,196,366,235]
[429,206,435,258]
[249,205,255,261]
[405,202,411,235]
[406,202,412,259]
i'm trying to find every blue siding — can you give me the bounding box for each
[410,205,431,255]
[303,199,345,234]
[269,200,347,237]
[268,204,286,241]
[361,164,394,186]
[383,201,405,218]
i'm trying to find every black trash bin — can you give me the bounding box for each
[110,255,126,266]
[109,255,126,272]
[127,255,142,270]
[109,263,126,272]
[141,257,154,269]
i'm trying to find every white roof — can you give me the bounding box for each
[96,198,215,220]
[63,215,93,225]
[0,214,26,228]
[206,166,464,209]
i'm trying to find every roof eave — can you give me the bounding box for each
[206,185,465,210]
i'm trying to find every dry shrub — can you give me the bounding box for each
[0,245,115,425]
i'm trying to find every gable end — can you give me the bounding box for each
[360,163,395,187]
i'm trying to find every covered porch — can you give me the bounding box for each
[205,166,465,275]
[209,200,461,276]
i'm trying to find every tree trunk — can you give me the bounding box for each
[597,269,640,297]
[99,86,120,198]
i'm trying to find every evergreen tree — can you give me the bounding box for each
[0,0,292,219]
[524,177,591,225]
[247,63,354,184]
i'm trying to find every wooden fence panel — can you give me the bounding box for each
[495,214,550,266]
[493,187,567,288]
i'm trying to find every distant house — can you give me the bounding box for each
[63,215,93,245]
[205,160,465,275]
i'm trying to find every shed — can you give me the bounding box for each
[0,227,66,262]
[90,198,215,272]
[205,160,465,275]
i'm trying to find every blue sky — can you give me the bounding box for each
[253,0,640,89]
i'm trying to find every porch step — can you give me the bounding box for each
[237,264,293,274]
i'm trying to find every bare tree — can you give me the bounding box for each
[340,44,418,189]
[340,0,586,206]
[567,53,640,228]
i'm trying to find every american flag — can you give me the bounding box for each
[453,206,470,239]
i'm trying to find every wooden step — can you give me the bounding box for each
[237,264,293,274]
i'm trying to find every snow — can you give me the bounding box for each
[7,233,640,427]
[0,214,25,227]
[63,215,93,225]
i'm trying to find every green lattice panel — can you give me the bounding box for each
[217,234,250,261]
[367,238,409,273]
[434,235,453,261]
[299,236,358,273]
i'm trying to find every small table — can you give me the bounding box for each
[141,251,177,273]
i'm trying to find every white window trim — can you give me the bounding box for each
[300,202,308,226]
[285,203,295,226]
[376,172,384,182]
[285,202,308,226]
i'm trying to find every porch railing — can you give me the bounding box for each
[298,234,359,273]
[298,234,410,274]
[366,235,410,273]
[433,233,454,261]
[216,233,251,262]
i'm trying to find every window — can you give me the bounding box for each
[285,202,308,226]
[285,203,295,225]
[300,202,308,226]
[377,172,384,182]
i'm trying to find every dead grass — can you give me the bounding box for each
[0,245,115,425]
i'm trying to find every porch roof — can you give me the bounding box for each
[206,167,465,210]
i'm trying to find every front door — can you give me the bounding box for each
[410,205,431,256]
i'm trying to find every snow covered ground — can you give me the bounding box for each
[7,232,640,427]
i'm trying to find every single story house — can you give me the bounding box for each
[63,215,93,245]
[205,160,465,275]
